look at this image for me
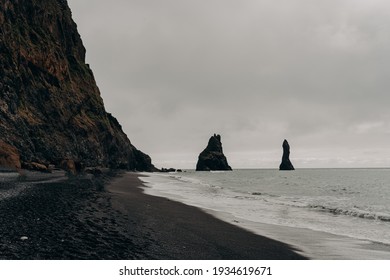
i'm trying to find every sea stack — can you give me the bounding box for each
[279,139,295,171]
[0,0,154,171]
[196,134,232,171]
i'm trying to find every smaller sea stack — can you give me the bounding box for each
[196,134,232,171]
[279,139,295,171]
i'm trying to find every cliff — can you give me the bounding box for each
[196,134,232,171]
[279,139,295,171]
[0,0,154,171]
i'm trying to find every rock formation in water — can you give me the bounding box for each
[0,0,154,171]
[196,134,232,171]
[279,139,295,170]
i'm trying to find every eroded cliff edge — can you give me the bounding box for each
[0,0,154,171]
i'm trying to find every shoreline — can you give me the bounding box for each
[211,210,390,260]
[138,172,390,260]
[0,170,305,259]
[107,172,307,259]
[2,170,389,259]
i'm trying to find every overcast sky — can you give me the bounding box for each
[67,0,390,169]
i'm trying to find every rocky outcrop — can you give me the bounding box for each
[22,162,49,172]
[0,140,21,170]
[279,139,295,170]
[0,0,154,171]
[60,159,78,175]
[160,167,177,173]
[196,134,232,171]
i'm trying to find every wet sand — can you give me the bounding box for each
[0,171,306,259]
[107,172,306,259]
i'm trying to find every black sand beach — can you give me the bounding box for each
[0,171,306,260]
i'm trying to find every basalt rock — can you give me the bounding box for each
[0,140,21,170]
[279,139,295,171]
[196,134,232,171]
[60,159,77,175]
[22,162,49,173]
[160,167,176,173]
[0,0,154,171]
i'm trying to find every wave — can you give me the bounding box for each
[248,191,390,223]
[168,174,223,189]
[251,192,280,198]
[159,172,390,224]
[307,205,390,222]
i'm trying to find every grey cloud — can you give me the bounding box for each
[68,0,390,168]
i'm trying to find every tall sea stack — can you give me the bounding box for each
[0,0,154,171]
[279,139,295,171]
[196,134,232,171]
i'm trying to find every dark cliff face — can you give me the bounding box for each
[0,0,154,171]
[196,134,232,171]
[279,139,295,171]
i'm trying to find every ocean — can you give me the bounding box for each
[140,169,390,259]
